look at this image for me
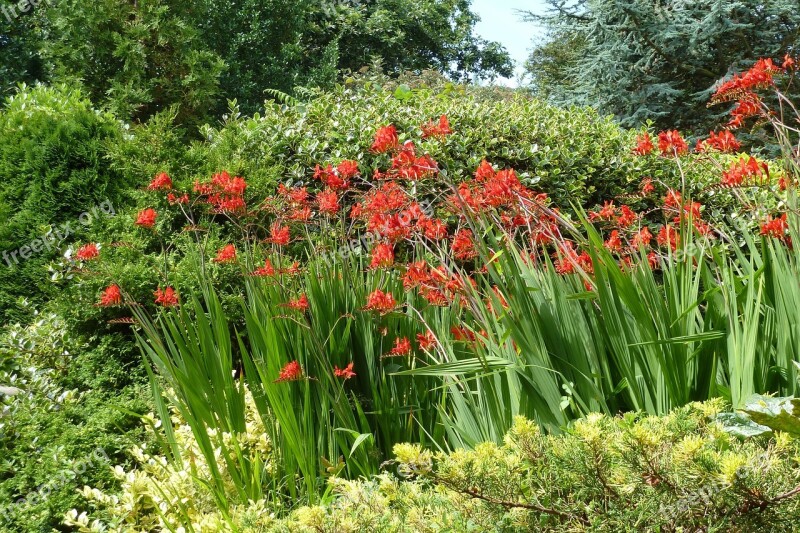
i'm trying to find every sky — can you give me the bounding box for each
[471,0,551,86]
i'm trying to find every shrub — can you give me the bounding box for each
[67,400,800,532]
[0,84,128,323]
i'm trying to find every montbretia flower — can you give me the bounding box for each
[416,330,437,351]
[334,362,356,380]
[421,115,452,139]
[148,172,173,191]
[135,208,157,228]
[657,130,688,156]
[154,287,179,307]
[402,261,430,289]
[337,160,360,180]
[369,243,394,269]
[640,178,655,196]
[632,132,654,155]
[616,205,637,227]
[267,224,290,246]
[632,227,653,248]
[364,289,396,313]
[250,259,277,277]
[276,361,303,382]
[284,294,309,311]
[386,337,412,357]
[721,156,768,187]
[761,214,788,239]
[452,229,477,261]
[371,124,399,153]
[99,284,122,306]
[167,193,189,205]
[75,243,100,261]
[657,225,679,251]
[696,130,740,153]
[212,244,237,263]
[604,230,622,252]
[316,189,340,215]
[474,159,495,181]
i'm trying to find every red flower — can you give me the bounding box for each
[712,58,781,104]
[416,330,437,350]
[590,201,616,221]
[783,54,796,70]
[474,160,495,181]
[317,189,340,214]
[337,160,360,180]
[314,164,350,190]
[334,362,356,380]
[369,243,394,269]
[604,230,622,252]
[212,244,237,263]
[403,261,430,289]
[418,217,448,240]
[640,178,655,196]
[657,225,679,251]
[616,206,637,227]
[135,208,157,228]
[452,229,477,261]
[365,289,396,313]
[154,287,179,307]
[148,172,173,191]
[761,214,788,239]
[664,189,682,209]
[276,361,303,382]
[697,130,740,153]
[99,284,122,306]
[167,193,189,205]
[250,259,277,277]
[76,243,100,261]
[421,115,452,139]
[371,124,399,153]
[657,130,688,156]
[278,184,310,205]
[721,156,768,187]
[386,337,412,357]
[284,294,309,311]
[632,132,654,155]
[632,227,653,248]
[267,224,290,246]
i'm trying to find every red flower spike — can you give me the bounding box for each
[421,115,452,139]
[148,172,173,191]
[276,361,303,383]
[416,330,437,351]
[135,208,157,228]
[369,243,395,269]
[334,362,356,380]
[76,243,100,261]
[371,125,399,153]
[154,287,179,307]
[657,130,688,156]
[99,284,122,307]
[284,294,309,311]
[387,337,412,357]
[761,214,788,239]
[632,132,654,155]
[452,229,478,261]
[316,189,340,214]
[364,289,396,313]
[267,224,290,246]
[250,259,277,277]
[212,244,237,263]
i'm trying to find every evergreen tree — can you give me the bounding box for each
[526,1,800,134]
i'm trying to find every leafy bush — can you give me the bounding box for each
[0,311,149,531]
[0,84,127,323]
[67,400,800,532]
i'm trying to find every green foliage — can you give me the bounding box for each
[68,400,800,531]
[0,311,150,532]
[526,0,800,135]
[0,84,127,323]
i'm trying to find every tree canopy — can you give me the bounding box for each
[0,0,513,125]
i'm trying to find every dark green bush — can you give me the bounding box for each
[0,84,128,323]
